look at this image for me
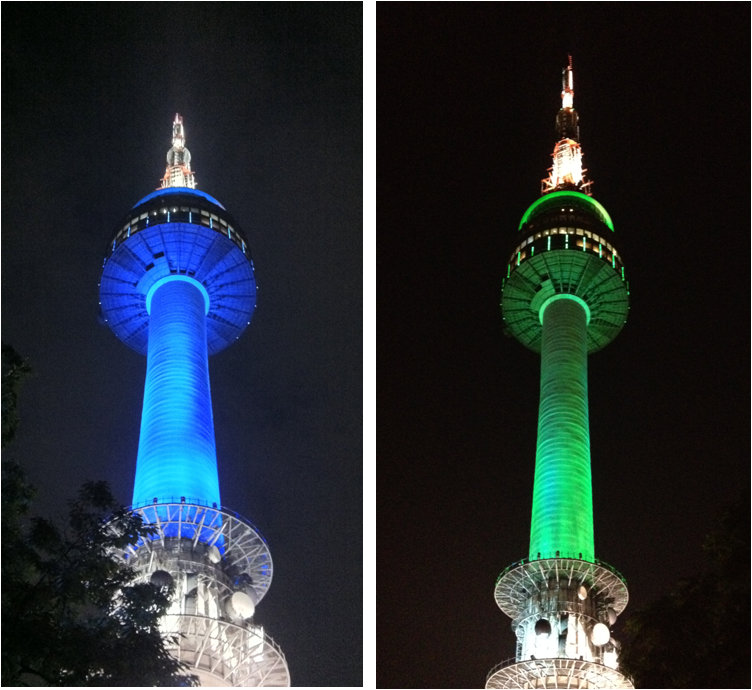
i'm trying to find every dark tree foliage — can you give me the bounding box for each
[619,493,750,689]
[1,343,32,449]
[1,346,198,686]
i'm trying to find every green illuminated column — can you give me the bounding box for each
[529,295,594,562]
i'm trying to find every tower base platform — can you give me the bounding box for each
[162,614,289,687]
[486,658,633,689]
[111,502,290,687]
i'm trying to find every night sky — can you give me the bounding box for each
[3,4,361,687]
[378,4,748,689]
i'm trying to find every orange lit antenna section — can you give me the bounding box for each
[160,113,196,189]
[542,58,592,195]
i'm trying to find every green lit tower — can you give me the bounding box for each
[486,59,633,689]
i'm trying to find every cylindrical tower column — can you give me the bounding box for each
[530,295,594,562]
[133,276,220,508]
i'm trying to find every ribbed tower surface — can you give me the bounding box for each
[100,115,289,687]
[487,62,632,689]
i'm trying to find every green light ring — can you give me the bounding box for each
[539,294,591,326]
[518,190,614,232]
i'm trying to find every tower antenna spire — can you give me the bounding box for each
[161,113,196,189]
[562,55,574,111]
[542,56,591,195]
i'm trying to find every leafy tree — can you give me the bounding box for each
[619,493,749,689]
[1,345,197,686]
[2,343,32,449]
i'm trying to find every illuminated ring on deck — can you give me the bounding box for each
[486,658,633,689]
[539,294,591,326]
[146,275,210,315]
[493,557,629,621]
[518,190,615,232]
[159,614,290,687]
[118,502,275,605]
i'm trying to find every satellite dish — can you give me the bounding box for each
[607,607,617,626]
[226,591,255,620]
[534,618,552,637]
[577,585,588,600]
[591,623,610,646]
[207,545,221,564]
[150,569,174,588]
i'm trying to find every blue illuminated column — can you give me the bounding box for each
[98,115,290,686]
[133,276,220,508]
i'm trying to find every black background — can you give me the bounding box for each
[378,4,748,688]
[3,4,362,687]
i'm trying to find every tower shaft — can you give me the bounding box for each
[531,296,594,562]
[488,62,632,689]
[134,277,220,509]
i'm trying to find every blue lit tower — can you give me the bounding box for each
[100,115,290,687]
[486,61,632,689]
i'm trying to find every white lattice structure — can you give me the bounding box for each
[487,658,633,689]
[120,502,290,687]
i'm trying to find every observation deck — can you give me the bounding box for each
[99,187,256,356]
[493,557,629,623]
[501,190,629,354]
[122,501,274,606]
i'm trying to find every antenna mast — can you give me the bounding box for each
[542,57,592,195]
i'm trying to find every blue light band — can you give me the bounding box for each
[132,186,227,210]
[132,278,221,509]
